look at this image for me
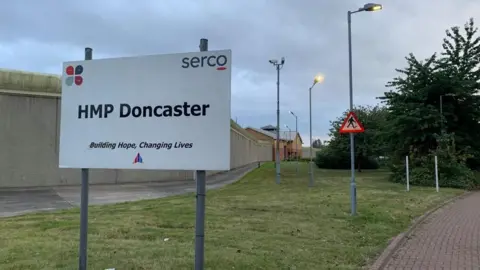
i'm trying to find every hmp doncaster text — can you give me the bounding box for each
[77,102,210,119]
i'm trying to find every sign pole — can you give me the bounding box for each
[78,47,92,270]
[405,155,410,191]
[435,155,439,192]
[339,111,364,216]
[194,38,208,270]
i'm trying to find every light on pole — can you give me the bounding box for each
[289,111,299,174]
[284,124,291,160]
[309,74,325,187]
[270,57,286,184]
[348,2,382,216]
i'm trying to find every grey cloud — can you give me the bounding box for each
[0,0,478,145]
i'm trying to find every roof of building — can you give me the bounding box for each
[0,69,61,94]
[247,127,301,142]
[282,130,298,141]
[260,124,276,130]
[246,127,276,139]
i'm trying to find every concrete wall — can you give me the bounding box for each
[0,71,272,188]
[302,147,320,159]
[246,128,306,161]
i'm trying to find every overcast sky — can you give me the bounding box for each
[0,0,478,145]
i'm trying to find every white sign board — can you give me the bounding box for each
[59,50,231,170]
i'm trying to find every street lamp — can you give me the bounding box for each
[347,2,382,216]
[284,124,291,160]
[270,57,286,184]
[289,111,299,174]
[308,74,325,187]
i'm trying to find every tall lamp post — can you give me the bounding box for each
[348,2,383,215]
[269,57,286,184]
[308,74,325,187]
[289,111,299,174]
[284,124,291,160]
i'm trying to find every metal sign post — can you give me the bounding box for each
[339,111,365,216]
[405,156,410,191]
[435,155,439,192]
[194,38,208,270]
[78,47,92,270]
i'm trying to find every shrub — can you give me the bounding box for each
[315,150,379,170]
[376,156,390,168]
[389,134,479,189]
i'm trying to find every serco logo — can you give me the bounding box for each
[181,55,228,70]
[133,153,143,164]
[65,65,84,86]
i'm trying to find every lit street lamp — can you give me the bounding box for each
[347,2,383,216]
[309,74,325,187]
[269,57,286,184]
[289,111,299,174]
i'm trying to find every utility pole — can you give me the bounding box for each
[347,2,383,215]
[289,111,299,174]
[269,57,285,184]
[308,75,324,187]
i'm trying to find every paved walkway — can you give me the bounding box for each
[0,163,258,217]
[382,192,480,270]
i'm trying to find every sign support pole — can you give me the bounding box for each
[194,38,208,270]
[78,47,92,270]
[435,155,439,192]
[338,111,364,215]
[405,155,410,191]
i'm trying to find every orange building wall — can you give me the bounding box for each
[246,128,295,161]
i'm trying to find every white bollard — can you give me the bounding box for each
[434,155,439,192]
[405,156,410,191]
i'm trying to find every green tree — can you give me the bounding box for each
[380,53,440,161]
[312,139,322,148]
[317,105,388,171]
[436,18,480,168]
[380,18,480,162]
[379,18,480,188]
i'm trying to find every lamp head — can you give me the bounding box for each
[281,57,285,65]
[363,3,382,11]
[313,74,325,85]
[269,59,278,65]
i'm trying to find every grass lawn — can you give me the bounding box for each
[0,162,463,270]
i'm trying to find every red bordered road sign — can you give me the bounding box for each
[339,111,364,133]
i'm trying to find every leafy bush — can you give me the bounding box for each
[390,134,479,189]
[315,150,379,170]
[376,156,390,168]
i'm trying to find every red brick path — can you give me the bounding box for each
[382,192,480,269]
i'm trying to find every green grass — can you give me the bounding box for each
[0,162,463,270]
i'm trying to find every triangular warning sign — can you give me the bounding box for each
[339,111,365,133]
